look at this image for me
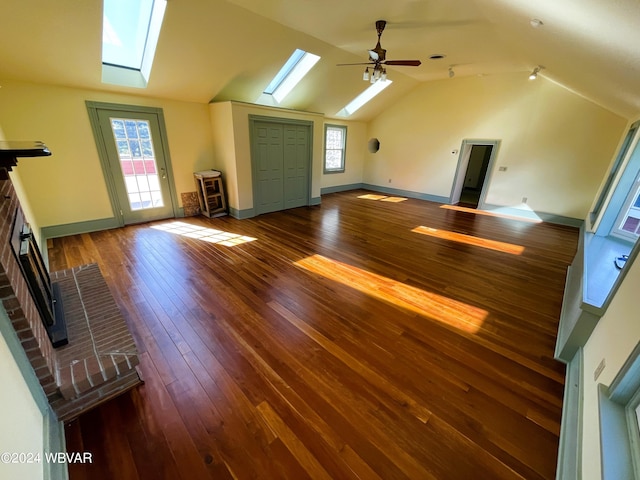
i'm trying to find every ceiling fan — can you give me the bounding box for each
[338,20,421,83]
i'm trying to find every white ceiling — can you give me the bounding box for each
[1,0,640,120]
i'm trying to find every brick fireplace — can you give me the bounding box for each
[0,176,142,422]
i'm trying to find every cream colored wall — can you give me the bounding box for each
[208,102,366,212]
[580,254,640,478]
[0,126,41,243]
[232,102,325,210]
[0,333,44,480]
[208,102,240,209]
[321,120,367,189]
[365,72,626,218]
[218,102,325,212]
[0,80,214,228]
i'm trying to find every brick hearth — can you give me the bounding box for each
[0,178,142,421]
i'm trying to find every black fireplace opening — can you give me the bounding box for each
[10,208,67,348]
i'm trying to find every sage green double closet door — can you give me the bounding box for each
[252,119,312,216]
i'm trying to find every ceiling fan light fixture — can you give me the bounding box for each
[339,20,421,84]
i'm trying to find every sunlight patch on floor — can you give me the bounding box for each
[440,204,543,223]
[412,226,525,255]
[357,194,408,202]
[294,254,487,333]
[151,221,256,246]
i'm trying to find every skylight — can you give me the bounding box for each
[263,49,320,103]
[337,80,393,117]
[102,0,167,88]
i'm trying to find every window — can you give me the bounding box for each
[613,174,640,241]
[336,80,392,117]
[102,0,167,88]
[324,125,347,173]
[263,49,320,103]
[592,121,640,228]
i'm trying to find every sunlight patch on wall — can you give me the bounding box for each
[440,204,543,223]
[151,221,256,246]
[294,254,487,333]
[412,226,525,255]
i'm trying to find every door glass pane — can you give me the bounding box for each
[109,117,164,211]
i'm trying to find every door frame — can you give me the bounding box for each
[449,139,500,207]
[248,115,313,216]
[86,101,179,226]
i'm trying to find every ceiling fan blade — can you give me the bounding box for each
[383,60,422,66]
[337,62,375,66]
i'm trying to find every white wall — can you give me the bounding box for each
[0,333,44,480]
[365,73,626,219]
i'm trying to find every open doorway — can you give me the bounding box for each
[450,139,500,208]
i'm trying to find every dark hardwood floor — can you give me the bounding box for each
[55,190,578,480]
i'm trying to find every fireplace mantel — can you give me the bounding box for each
[0,141,51,179]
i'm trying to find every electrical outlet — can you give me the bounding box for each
[388,178,392,183]
[594,358,606,381]
[498,166,507,172]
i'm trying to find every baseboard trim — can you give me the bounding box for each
[41,217,120,241]
[321,183,364,195]
[361,184,450,204]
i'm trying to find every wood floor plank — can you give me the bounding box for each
[60,190,578,479]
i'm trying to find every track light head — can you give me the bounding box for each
[528,65,544,80]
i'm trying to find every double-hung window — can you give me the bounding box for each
[324,125,347,173]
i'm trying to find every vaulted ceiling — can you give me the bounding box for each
[1,0,639,120]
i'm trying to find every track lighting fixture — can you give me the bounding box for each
[528,65,544,80]
[448,66,455,78]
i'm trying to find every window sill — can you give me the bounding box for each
[555,229,636,362]
[583,233,633,311]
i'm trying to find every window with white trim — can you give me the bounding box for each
[613,173,640,241]
[102,0,167,88]
[262,49,320,103]
[324,125,347,173]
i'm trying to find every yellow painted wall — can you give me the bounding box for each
[208,102,367,213]
[365,72,626,218]
[208,102,239,209]
[208,101,326,213]
[0,333,44,480]
[0,80,214,228]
